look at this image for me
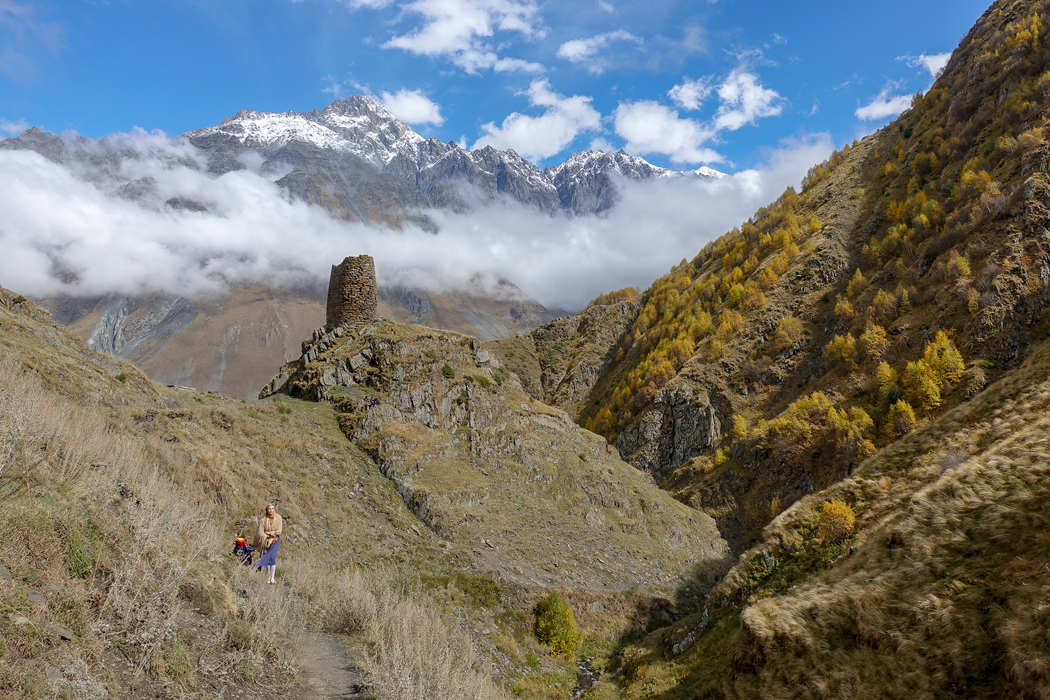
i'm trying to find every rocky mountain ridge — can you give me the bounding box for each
[182,96,723,218]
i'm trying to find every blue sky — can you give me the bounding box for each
[2,0,990,171]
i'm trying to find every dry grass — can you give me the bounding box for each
[285,559,511,700]
[0,296,529,698]
[0,357,221,690]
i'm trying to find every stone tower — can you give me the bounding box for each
[326,254,378,328]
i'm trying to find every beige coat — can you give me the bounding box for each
[253,511,283,551]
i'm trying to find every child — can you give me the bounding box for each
[232,536,255,566]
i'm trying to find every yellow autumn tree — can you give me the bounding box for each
[773,317,804,351]
[818,500,856,542]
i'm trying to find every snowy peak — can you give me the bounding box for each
[548,149,724,183]
[193,109,350,153]
[176,96,729,217]
[185,96,425,168]
[692,165,726,179]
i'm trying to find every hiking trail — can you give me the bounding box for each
[295,630,370,699]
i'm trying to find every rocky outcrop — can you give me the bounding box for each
[261,320,731,591]
[614,383,727,476]
[485,298,640,415]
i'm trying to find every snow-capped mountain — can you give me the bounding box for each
[3,96,724,221]
[546,149,722,214]
[182,96,723,218]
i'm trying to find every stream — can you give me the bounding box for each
[572,657,602,699]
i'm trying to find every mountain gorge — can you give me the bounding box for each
[2,0,1050,698]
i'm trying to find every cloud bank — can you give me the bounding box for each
[0,130,833,310]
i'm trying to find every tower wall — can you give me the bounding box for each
[325,254,378,328]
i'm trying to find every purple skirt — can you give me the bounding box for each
[255,536,280,568]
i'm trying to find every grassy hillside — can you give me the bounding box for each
[0,289,562,699]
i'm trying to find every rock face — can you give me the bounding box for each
[614,384,727,476]
[326,255,379,328]
[484,298,641,414]
[261,320,731,592]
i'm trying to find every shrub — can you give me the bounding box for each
[899,290,913,316]
[846,270,867,298]
[922,331,965,385]
[423,350,437,360]
[535,593,581,658]
[834,297,854,321]
[441,364,455,379]
[887,399,917,435]
[857,324,889,367]
[817,500,856,542]
[903,360,942,411]
[115,372,128,383]
[826,334,858,370]
[11,295,26,304]
[773,317,804,351]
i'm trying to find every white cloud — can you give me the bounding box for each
[668,76,713,110]
[589,137,614,152]
[0,131,833,312]
[598,0,615,11]
[900,51,951,78]
[855,84,912,121]
[712,68,783,131]
[383,0,544,74]
[0,117,29,135]
[613,101,719,164]
[379,88,445,126]
[473,79,601,161]
[556,29,640,73]
[493,56,545,73]
[613,68,784,164]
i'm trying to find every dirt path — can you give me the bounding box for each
[295,631,371,699]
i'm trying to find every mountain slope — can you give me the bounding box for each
[509,0,1050,552]
[523,0,1050,696]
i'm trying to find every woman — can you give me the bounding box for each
[253,503,283,585]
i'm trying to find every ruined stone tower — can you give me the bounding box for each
[325,254,378,328]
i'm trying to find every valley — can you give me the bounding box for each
[1,0,1050,698]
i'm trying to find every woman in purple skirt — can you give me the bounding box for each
[253,503,283,584]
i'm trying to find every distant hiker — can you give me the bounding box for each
[232,536,255,566]
[253,503,283,585]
